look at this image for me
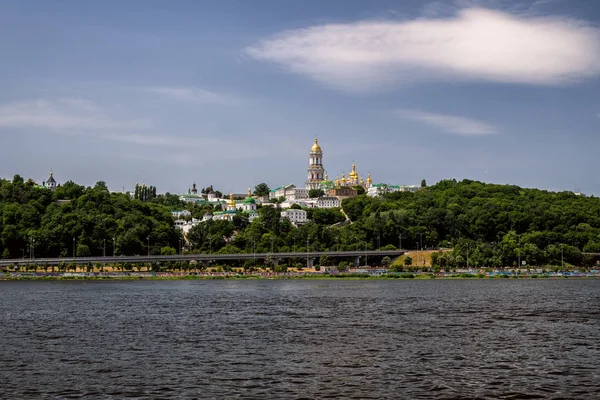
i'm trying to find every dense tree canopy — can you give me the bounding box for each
[0,175,180,258]
[1,176,599,267]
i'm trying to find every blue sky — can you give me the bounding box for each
[1,0,599,195]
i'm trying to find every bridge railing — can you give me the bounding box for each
[0,250,406,266]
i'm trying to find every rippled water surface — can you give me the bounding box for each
[0,279,599,399]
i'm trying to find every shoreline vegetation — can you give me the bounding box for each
[3,271,599,281]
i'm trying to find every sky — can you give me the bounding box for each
[1,0,599,195]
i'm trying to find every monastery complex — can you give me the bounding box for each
[172,138,418,232]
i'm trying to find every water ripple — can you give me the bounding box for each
[0,279,598,399]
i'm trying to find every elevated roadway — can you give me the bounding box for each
[0,250,406,267]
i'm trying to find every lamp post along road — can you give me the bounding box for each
[306,239,309,269]
[467,243,469,269]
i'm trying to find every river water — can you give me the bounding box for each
[0,279,598,399]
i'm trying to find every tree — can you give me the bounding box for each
[253,183,270,197]
[354,185,366,195]
[309,189,325,198]
[160,246,176,255]
[320,255,332,267]
[404,255,412,267]
[382,256,391,267]
[421,179,427,188]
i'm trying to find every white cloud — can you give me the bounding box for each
[146,87,234,104]
[396,109,497,135]
[0,98,150,131]
[246,7,600,91]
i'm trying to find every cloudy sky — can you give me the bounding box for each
[1,0,599,195]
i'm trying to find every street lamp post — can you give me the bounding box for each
[103,239,106,258]
[73,237,76,258]
[32,238,35,260]
[365,243,367,267]
[113,236,116,257]
[377,235,380,251]
[399,234,402,250]
[147,236,150,258]
[415,242,419,266]
[420,233,423,251]
[306,239,309,269]
[466,242,469,269]
[517,236,521,270]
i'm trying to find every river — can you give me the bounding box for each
[0,279,598,399]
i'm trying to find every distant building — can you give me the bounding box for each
[367,184,419,197]
[328,186,357,199]
[270,184,295,199]
[171,210,191,218]
[287,188,309,201]
[316,196,341,208]
[45,171,57,191]
[281,209,308,226]
[240,189,258,212]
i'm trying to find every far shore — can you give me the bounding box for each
[2,271,598,281]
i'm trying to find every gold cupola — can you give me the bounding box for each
[248,187,252,197]
[228,193,235,207]
[367,174,372,184]
[349,163,358,180]
[335,176,340,185]
[341,173,347,183]
[311,138,322,152]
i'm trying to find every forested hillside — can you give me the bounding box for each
[342,179,600,267]
[2,175,599,267]
[0,175,180,258]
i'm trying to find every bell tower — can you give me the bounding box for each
[306,138,325,189]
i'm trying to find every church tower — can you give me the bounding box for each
[306,138,325,189]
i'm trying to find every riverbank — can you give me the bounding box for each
[2,272,599,280]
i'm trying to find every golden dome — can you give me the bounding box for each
[367,174,372,184]
[228,193,235,207]
[335,176,340,185]
[360,177,365,185]
[341,173,347,183]
[311,138,322,152]
[248,187,252,197]
[349,164,358,179]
